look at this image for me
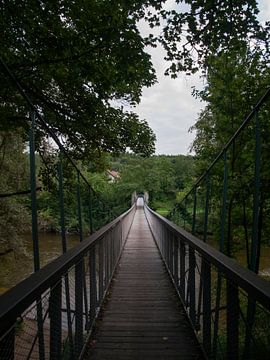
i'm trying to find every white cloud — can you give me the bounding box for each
[134,1,268,156]
[258,0,270,23]
[135,71,204,154]
[135,18,204,155]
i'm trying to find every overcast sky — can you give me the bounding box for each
[134,0,270,155]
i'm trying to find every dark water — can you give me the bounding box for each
[0,232,80,294]
[1,232,269,295]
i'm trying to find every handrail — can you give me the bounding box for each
[146,204,270,310]
[168,87,270,280]
[0,204,135,335]
[1,56,133,360]
[145,203,270,359]
[0,203,136,359]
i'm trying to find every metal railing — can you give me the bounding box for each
[168,88,270,273]
[0,57,136,359]
[1,57,121,271]
[0,203,136,359]
[145,204,270,359]
[165,87,270,359]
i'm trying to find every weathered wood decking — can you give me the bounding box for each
[85,205,204,360]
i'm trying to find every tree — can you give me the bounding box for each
[191,46,270,170]
[0,0,165,157]
[157,0,267,76]
[0,131,30,255]
[188,47,270,270]
[108,154,194,214]
[2,0,267,159]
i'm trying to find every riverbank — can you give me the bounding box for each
[0,232,79,294]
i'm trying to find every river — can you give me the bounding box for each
[1,232,269,295]
[0,232,80,294]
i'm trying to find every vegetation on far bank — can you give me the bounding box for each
[0,140,194,257]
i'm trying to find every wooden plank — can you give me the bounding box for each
[87,349,202,360]
[95,335,184,343]
[84,208,204,360]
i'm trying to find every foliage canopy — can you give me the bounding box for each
[1,0,167,157]
[2,0,268,159]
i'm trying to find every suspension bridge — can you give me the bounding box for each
[0,57,270,359]
[1,190,270,360]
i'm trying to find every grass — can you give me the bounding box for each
[156,207,170,217]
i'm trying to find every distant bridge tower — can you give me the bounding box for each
[131,191,137,205]
[144,191,149,204]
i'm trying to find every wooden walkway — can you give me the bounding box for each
[85,205,204,360]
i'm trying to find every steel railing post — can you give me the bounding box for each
[220,151,228,253]
[29,111,45,360]
[99,239,104,304]
[184,197,187,229]
[192,187,197,236]
[76,171,83,243]
[243,110,261,358]
[203,174,210,243]
[75,260,84,357]
[58,152,67,253]
[64,274,74,359]
[49,280,62,360]
[58,153,74,357]
[180,241,186,303]
[29,111,40,271]
[226,281,239,359]
[188,247,196,327]
[90,246,97,324]
[173,236,179,286]
[251,109,261,272]
[88,188,94,235]
[202,260,211,356]
[169,231,174,274]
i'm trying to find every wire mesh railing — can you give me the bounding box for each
[145,204,270,360]
[0,203,136,359]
